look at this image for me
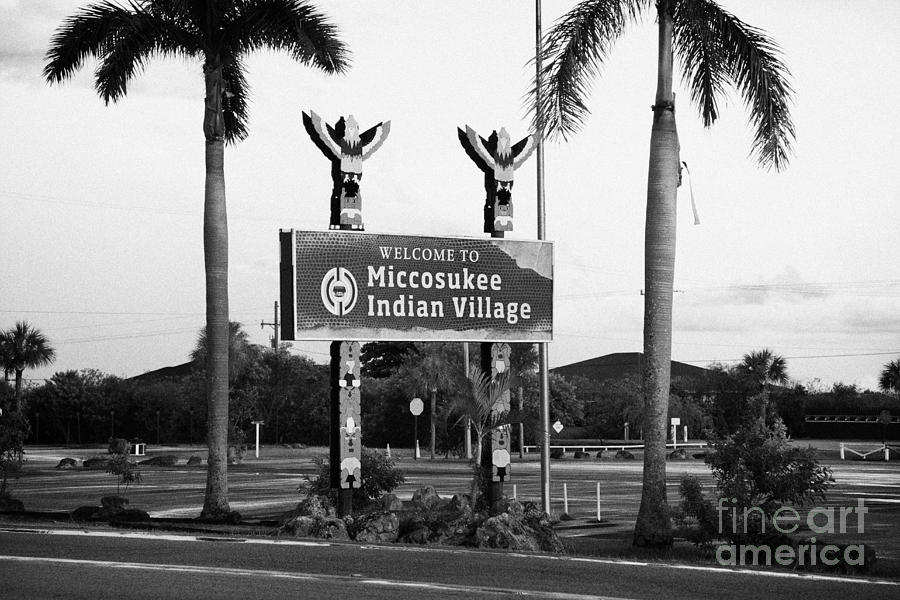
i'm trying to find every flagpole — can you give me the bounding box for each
[535,0,552,515]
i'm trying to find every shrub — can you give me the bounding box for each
[706,417,833,542]
[550,448,565,459]
[106,453,142,497]
[303,448,405,510]
[672,475,718,548]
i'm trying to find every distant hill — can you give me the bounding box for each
[552,352,708,383]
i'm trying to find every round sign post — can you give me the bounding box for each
[410,398,424,460]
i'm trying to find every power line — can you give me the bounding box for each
[680,351,900,365]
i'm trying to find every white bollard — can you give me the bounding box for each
[840,443,845,460]
[563,482,569,515]
[596,481,601,522]
[415,440,421,459]
[513,484,517,500]
[683,425,688,442]
[886,446,890,461]
[385,444,391,458]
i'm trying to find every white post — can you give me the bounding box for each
[624,422,629,441]
[513,484,517,500]
[886,445,890,461]
[840,442,845,460]
[386,443,391,458]
[683,425,688,442]
[563,482,569,515]
[415,439,421,459]
[251,421,264,458]
[596,481,601,522]
[672,425,677,450]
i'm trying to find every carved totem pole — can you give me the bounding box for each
[463,125,536,234]
[305,110,390,515]
[305,110,391,230]
[460,124,535,507]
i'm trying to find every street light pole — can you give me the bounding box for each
[535,0,552,515]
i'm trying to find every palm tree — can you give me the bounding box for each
[880,359,900,398]
[510,343,539,456]
[191,321,255,384]
[44,0,349,520]
[450,366,511,508]
[0,322,56,413]
[536,0,794,547]
[398,343,465,459]
[737,348,788,389]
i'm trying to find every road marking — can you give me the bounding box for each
[3,527,898,587]
[0,555,633,600]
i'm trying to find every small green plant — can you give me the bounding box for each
[303,448,405,509]
[106,453,142,497]
[0,410,28,500]
[672,475,718,548]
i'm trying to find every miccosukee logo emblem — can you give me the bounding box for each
[321,267,358,316]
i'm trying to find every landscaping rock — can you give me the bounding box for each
[109,508,151,523]
[573,450,590,459]
[615,449,635,459]
[668,448,688,460]
[138,455,178,466]
[380,493,403,512]
[186,455,202,466]
[411,485,442,510]
[0,495,25,511]
[398,515,431,544]
[595,450,604,460]
[55,458,78,469]
[353,511,400,543]
[474,513,540,552]
[71,506,99,521]
[550,448,565,459]
[83,457,111,470]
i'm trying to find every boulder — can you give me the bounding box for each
[398,515,431,544]
[293,495,335,519]
[71,506,100,521]
[550,448,565,459]
[380,493,403,512]
[668,448,688,460]
[138,455,178,466]
[186,455,203,466]
[573,450,590,459]
[0,495,25,512]
[474,513,540,552]
[55,458,78,470]
[595,450,605,460]
[411,486,442,510]
[615,449,635,460]
[353,511,400,543]
[83,457,111,470]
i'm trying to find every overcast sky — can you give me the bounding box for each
[1,0,898,392]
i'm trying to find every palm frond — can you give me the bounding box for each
[94,9,201,103]
[678,0,795,171]
[44,1,139,84]
[225,0,350,74]
[222,55,250,143]
[531,0,648,140]
[672,0,728,126]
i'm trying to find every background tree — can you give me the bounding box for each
[45,0,349,520]
[880,359,900,398]
[397,343,467,459]
[0,321,56,413]
[537,0,794,547]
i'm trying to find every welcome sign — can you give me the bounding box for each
[280,230,553,341]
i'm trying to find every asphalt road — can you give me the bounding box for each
[2,528,898,600]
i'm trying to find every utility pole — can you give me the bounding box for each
[535,0,552,515]
[261,301,280,349]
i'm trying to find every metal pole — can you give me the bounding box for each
[463,343,472,460]
[535,0,552,516]
[413,414,418,460]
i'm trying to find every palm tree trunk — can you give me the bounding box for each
[14,369,23,414]
[430,389,436,460]
[634,1,677,548]
[201,61,231,519]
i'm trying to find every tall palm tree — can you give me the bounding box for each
[191,321,255,384]
[0,322,56,413]
[536,0,794,547]
[879,358,900,398]
[44,0,349,519]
